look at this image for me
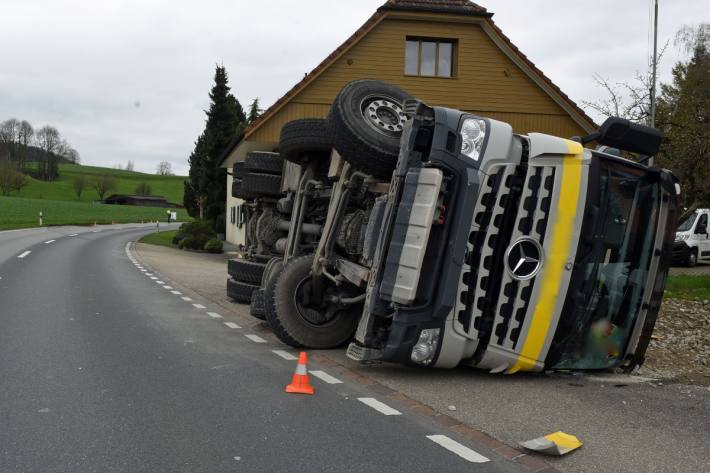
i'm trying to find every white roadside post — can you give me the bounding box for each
[39,211,43,226]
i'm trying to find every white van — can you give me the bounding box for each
[674,209,710,266]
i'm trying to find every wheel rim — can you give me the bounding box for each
[292,276,346,327]
[690,253,697,265]
[360,95,407,137]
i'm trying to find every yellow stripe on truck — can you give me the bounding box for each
[507,140,584,373]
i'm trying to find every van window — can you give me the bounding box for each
[696,213,708,234]
[677,212,697,231]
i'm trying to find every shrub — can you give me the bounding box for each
[178,236,194,250]
[203,238,223,253]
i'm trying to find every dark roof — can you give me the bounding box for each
[378,0,492,17]
[105,194,167,201]
[220,1,596,166]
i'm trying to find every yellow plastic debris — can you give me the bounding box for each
[519,431,582,456]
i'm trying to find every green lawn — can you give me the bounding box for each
[138,230,178,248]
[15,163,186,204]
[0,195,190,230]
[665,275,710,301]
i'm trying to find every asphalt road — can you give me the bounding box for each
[0,225,525,473]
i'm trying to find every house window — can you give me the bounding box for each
[405,38,455,77]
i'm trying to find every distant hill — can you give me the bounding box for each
[15,163,186,204]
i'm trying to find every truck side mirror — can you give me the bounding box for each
[579,117,662,156]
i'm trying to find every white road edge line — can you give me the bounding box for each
[425,435,490,464]
[224,322,240,329]
[357,398,401,416]
[207,312,222,319]
[192,304,206,309]
[245,334,267,343]
[44,240,56,244]
[17,251,31,259]
[309,370,343,384]
[272,350,297,360]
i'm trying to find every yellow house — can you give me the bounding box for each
[221,0,597,245]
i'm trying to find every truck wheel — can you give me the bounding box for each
[687,249,698,267]
[245,151,283,175]
[241,172,283,197]
[233,162,246,179]
[328,80,413,179]
[249,288,266,320]
[279,118,332,165]
[227,277,258,303]
[227,259,266,284]
[266,255,360,349]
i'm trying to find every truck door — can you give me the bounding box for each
[695,212,710,262]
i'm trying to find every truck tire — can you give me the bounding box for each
[233,161,246,179]
[232,179,260,200]
[241,172,283,197]
[266,255,359,349]
[245,151,283,175]
[278,118,332,165]
[687,249,698,267]
[227,259,266,284]
[249,288,266,320]
[227,277,258,303]
[328,80,413,179]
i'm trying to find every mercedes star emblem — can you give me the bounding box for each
[505,238,544,280]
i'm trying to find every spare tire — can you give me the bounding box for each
[245,151,283,175]
[279,118,332,165]
[241,172,283,197]
[233,161,246,179]
[227,277,258,304]
[227,259,266,284]
[328,80,413,179]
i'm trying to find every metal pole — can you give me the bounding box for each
[648,0,658,166]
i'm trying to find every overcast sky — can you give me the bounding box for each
[0,0,703,175]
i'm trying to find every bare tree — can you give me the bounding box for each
[35,125,61,181]
[93,174,116,201]
[17,121,33,171]
[582,44,668,124]
[156,160,173,176]
[0,159,28,196]
[72,175,86,199]
[58,139,80,164]
[126,160,135,172]
[0,119,19,162]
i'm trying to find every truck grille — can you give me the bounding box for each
[455,164,555,350]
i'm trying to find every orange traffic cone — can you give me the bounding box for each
[285,352,315,395]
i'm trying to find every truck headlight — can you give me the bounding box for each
[410,328,440,365]
[460,118,487,161]
[675,234,689,241]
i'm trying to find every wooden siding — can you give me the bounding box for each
[248,16,589,143]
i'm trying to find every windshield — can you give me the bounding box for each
[553,158,659,370]
[677,212,697,231]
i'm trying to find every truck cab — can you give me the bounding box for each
[674,209,710,267]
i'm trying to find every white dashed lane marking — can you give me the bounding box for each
[357,398,402,416]
[156,280,165,284]
[272,350,297,360]
[68,233,78,237]
[309,370,343,384]
[150,277,158,280]
[192,304,206,309]
[171,290,182,295]
[163,285,173,290]
[44,240,56,244]
[181,296,192,301]
[224,322,240,329]
[17,251,31,259]
[245,334,267,343]
[207,312,222,319]
[426,435,490,464]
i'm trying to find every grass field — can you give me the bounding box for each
[0,195,189,230]
[665,275,710,301]
[138,230,178,248]
[15,164,186,204]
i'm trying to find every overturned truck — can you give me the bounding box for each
[229,80,679,373]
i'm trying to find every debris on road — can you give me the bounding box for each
[520,431,582,456]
